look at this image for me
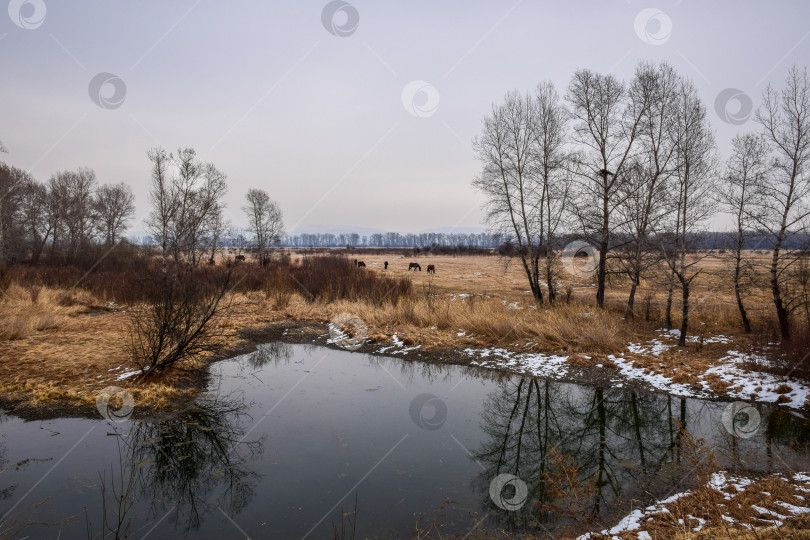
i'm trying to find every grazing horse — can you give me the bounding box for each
[408,262,421,271]
[427,264,435,274]
[384,261,388,270]
[357,261,366,268]
[235,254,246,261]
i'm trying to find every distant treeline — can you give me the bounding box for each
[275,231,808,251]
[281,232,507,248]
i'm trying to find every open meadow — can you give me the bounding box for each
[1,249,805,413]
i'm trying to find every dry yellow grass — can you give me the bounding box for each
[0,250,792,412]
[586,473,810,539]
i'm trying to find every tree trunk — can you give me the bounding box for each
[733,256,752,334]
[678,277,689,346]
[596,241,607,309]
[546,259,556,305]
[665,270,675,329]
[771,242,791,340]
[626,276,639,319]
[520,253,543,304]
[596,197,609,309]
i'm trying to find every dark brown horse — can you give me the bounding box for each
[357,261,366,268]
[427,264,435,274]
[408,262,421,271]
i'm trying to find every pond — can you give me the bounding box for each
[0,343,808,538]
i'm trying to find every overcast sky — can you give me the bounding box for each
[1,0,809,234]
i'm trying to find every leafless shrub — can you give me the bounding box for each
[128,262,236,377]
[290,255,411,305]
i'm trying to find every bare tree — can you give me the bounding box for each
[94,182,135,245]
[145,147,174,275]
[242,187,284,265]
[19,177,51,264]
[754,65,810,341]
[616,161,670,317]
[48,168,97,261]
[532,82,572,303]
[659,79,718,346]
[473,90,554,303]
[617,62,681,317]
[145,147,229,267]
[0,164,25,264]
[186,162,228,266]
[134,147,238,377]
[720,133,770,333]
[204,208,230,264]
[129,263,236,376]
[566,67,647,308]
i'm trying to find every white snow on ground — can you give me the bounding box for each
[366,327,809,411]
[617,331,810,410]
[579,472,810,538]
[701,350,810,409]
[377,333,422,355]
[577,491,692,538]
[449,293,490,300]
[115,370,140,381]
[661,328,732,345]
[105,364,141,381]
[461,347,569,379]
[325,326,342,345]
[627,338,673,356]
[628,329,731,357]
[608,354,699,397]
[325,324,352,347]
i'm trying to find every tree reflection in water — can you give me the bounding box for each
[246,342,293,370]
[132,396,263,531]
[474,378,699,535]
[90,392,263,538]
[0,414,15,503]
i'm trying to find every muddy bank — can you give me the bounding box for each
[246,322,698,401]
[260,321,810,414]
[3,319,807,421]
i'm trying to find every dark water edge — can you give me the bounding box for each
[0,342,808,539]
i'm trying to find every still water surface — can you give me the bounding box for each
[0,343,808,538]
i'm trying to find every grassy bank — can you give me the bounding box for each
[0,250,807,413]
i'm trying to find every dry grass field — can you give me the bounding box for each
[0,249,802,413]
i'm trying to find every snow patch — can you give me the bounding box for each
[462,347,569,379]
